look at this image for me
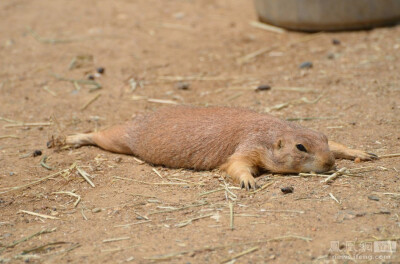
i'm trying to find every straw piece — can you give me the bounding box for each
[22,242,69,255]
[114,220,151,228]
[147,98,178,105]
[2,228,57,250]
[220,246,259,264]
[262,210,305,214]
[378,153,400,158]
[229,202,234,230]
[250,21,286,33]
[286,116,338,121]
[249,181,273,194]
[113,176,186,186]
[81,94,101,111]
[148,201,208,215]
[42,86,57,96]
[0,168,68,194]
[324,167,347,183]
[175,214,213,228]
[237,32,323,64]
[329,193,341,204]
[133,157,145,164]
[144,235,311,260]
[52,73,102,90]
[81,209,88,220]
[152,168,164,179]
[18,210,60,220]
[40,155,53,170]
[53,191,81,207]
[0,117,20,124]
[0,135,19,139]
[4,122,52,128]
[157,75,232,82]
[198,188,225,197]
[76,166,95,187]
[102,237,130,243]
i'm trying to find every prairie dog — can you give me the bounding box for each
[66,106,376,189]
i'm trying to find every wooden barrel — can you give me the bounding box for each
[253,0,400,31]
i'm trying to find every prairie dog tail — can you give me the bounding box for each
[66,124,132,154]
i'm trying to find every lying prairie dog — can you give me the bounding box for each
[66,106,377,189]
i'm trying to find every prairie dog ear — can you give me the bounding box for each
[274,139,284,150]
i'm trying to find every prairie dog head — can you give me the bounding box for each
[268,130,335,173]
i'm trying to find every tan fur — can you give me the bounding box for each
[66,106,376,189]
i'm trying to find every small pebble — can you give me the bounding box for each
[46,140,54,148]
[354,157,361,163]
[114,157,123,163]
[96,67,105,74]
[33,150,42,157]
[176,82,190,90]
[87,74,95,80]
[255,84,271,92]
[9,172,14,176]
[92,208,102,213]
[327,53,335,60]
[368,195,380,201]
[332,39,341,45]
[281,186,294,194]
[50,211,59,216]
[299,61,313,69]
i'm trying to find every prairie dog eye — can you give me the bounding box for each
[296,144,307,152]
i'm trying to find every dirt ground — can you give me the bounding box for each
[1,0,399,263]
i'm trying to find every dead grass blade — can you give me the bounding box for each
[76,166,95,187]
[324,167,347,183]
[378,153,400,158]
[114,220,151,228]
[40,155,53,170]
[18,210,60,220]
[4,122,52,128]
[220,246,259,264]
[229,202,234,230]
[0,228,57,252]
[198,188,225,197]
[102,237,130,243]
[175,214,213,228]
[113,176,186,186]
[148,201,208,215]
[249,181,274,194]
[237,32,323,64]
[147,98,179,105]
[0,168,70,194]
[249,21,286,33]
[52,73,102,91]
[81,94,102,111]
[144,235,311,261]
[0,135,20,139]
[22,242,68,254]
[53,191,81,207]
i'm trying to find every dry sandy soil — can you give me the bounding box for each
[1,0,399,263]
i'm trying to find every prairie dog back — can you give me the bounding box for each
[127,107,270,169]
